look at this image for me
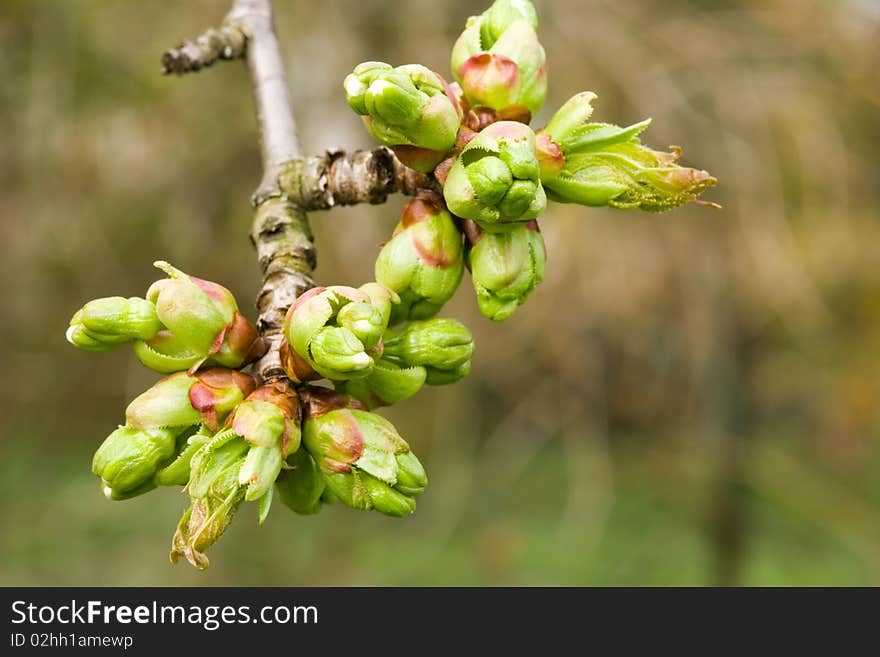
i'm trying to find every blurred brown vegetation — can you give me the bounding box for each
[2,0,880,585]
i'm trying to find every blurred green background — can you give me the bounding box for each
[2,0,879,586]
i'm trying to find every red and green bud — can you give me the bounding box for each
[466,219,546,321]
[276,447,326,515]
[141,261,265,373]
[382,318,474,385]
[300,387,427,516]
[374,192,465,325]
[345,61,461,172]
[451,0,547,120]
[536,93,717,211]
[66,297,161,352]
[338,358,427,409]
[283,283,395,381]
[231,380,302,502]
[92,369,256,499]
[443,121,546,228]
[66,261,265,374]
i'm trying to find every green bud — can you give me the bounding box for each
[310,326,374,380]
[467,220,545,321]
[451,0,546,118]
[146,261,232,357]
[66,296,161,352]
[93,369,256,497]
[443,121,546,227]
[238,445,284,503]
[536,93,717,210]
[231,381,302,501]
[188,368,258,430]
[345,61,461,170]
[276,448,326,515]
[358,282,399,329]
[67,261,264,373]
[93,425,177,496]
[375,192,464,325]
[324,470,416,517]
[124,373,203,431]
[382,318,475,378]
[153,426,212,487]
[231,400,286,448]
[302,405,426,516]
[283,285,392,382]
[338,358,427,409]
[394,450,428,496]
[131,330,203,373]
[481,0,538,44]
[424,360,471,386]
[337,302,385,351]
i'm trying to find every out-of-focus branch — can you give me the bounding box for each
[277,147,439,210]
[161,23,247,75]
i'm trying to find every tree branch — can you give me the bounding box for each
[161,23,247,75]
[164,0,436,383]
[277,147,439,210]
[224,0,315,383]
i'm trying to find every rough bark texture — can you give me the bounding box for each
[226,0,314,383]
[162,24,247,75]
[165,0,434,383]
[249,198,316,381]
[277,148,439,210]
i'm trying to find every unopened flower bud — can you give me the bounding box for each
[323,470,416,517]
[153,426,212,487]
[283,285,395,382]
[66,297,160,352]
[276,448,326,515]
[424,360,471,386]
[143,261,264,372]
[345,61,461,172]
[337,302,385,351]
[230,380,302,502]
[66,261,265,374]
[93,425,177,497]
[451,0,547,120]
[382,318,474,385]
[310,326,374,380]
[301,391,427,516]
[93,369,255,498]
[536,93,717,211]
[443,121,546,227]
[338,358,427,409]
[375,192,464,325]
[467,219,545,321]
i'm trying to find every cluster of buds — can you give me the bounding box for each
[344,0,715,323]
[67,261,265,373]
[66,0,717,570]
[93,369,256,500]
[68,264,453,568]
[281,283,396,381]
